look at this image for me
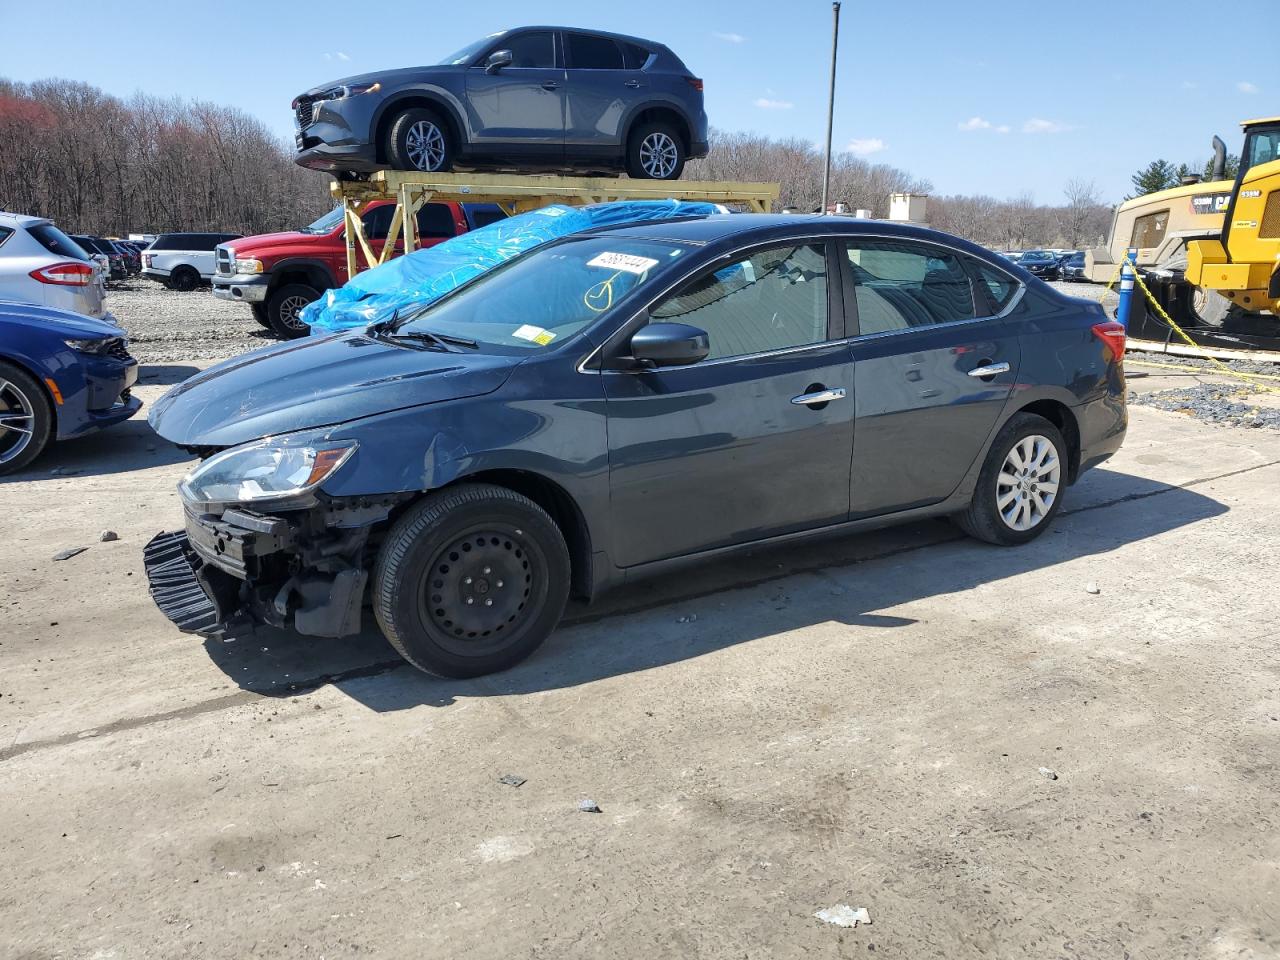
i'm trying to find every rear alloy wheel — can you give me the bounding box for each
[388,108,453,173]
[954,413,1066,545]
[169,266,199,292]
[373,483,570,678]
[0,361,54,476]
[266,283,318,339]
[626,121,686,180]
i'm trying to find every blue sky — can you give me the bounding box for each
[3,0,1274,203]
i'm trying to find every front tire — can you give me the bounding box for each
[0,360,55,476]
[372,483,571,678]
[626,122,686,180]
[954,413,1066,545]
[387,108,454,173]
[266,283,318,339]
[251,303,271,328]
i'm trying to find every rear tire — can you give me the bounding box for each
[266,283,318,339]
[170,266,199,292]
[372,483,571,678]
[387,108,454,173]
[0,360,54,476]
[626,122,686,180]
[250,303,271,329]
[954,413,1066,546]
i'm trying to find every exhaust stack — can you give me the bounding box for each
[1211,135,1227,182]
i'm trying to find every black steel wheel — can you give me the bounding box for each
[169,266,199,292]
[954,413,1067,546]
[0,360,54,476]
[266,282,318,339]
[373,483,570,678]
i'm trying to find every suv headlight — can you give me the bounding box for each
[180,440,357,506]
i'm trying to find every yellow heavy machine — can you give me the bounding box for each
[1087,118,1280,350]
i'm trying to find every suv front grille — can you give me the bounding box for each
[215,245,233,276]
[295,96,316,128]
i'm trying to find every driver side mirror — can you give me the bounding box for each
[628,322,710,367]
[485,49,513,74]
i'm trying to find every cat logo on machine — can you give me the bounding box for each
[1190,191,1232,215]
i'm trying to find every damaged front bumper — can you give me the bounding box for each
[144,496,405,640]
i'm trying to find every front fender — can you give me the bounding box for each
[371,83,471,143]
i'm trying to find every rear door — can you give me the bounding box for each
[464,30,565,159]
[603,240,855,568]
[563,32,643,148]
[840,237,1021,517]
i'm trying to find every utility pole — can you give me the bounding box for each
[820,1,841,215]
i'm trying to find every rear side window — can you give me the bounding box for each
[468,208,509,230]
[417,203,457,239]
[149,235,182,251]
[568,34,624,70]
[0,226,13,248]
[972,260,1019,313]
[503,31,555,68]
[620,42,650,70]
[651,243,829,361]
[843,240,976,333]
[28,223,90,260]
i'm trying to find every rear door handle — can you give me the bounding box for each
[791,387,847,405]
[967,362,1010,379]
[624,79,641,88]
[541,80,561,90]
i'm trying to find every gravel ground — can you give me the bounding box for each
[1131,382,1280,430]
[105,278,276,363]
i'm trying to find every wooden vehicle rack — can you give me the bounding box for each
[330,171,780,278]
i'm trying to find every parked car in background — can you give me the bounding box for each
[73,236,127,281]
[110,239,141,275]
[212,201,505,338]
[1017,250,1060,280]
[1,214,105,318]
[1059,251,1086,281]
[0,300,140,474]
[68,235,112,283]
[142,232,241,291]
[293,26,708,180]
[146,213,1127,680]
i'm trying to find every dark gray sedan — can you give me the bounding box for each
[146,215,1127,678]
[293,26,709,180]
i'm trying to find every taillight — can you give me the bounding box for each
[142,253,151,267]
[685,76,704,91]
[29,262,95,286]
[1091,321,1126,362]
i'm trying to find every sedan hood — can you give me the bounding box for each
[0,299,125,338]
[149,332,521,448]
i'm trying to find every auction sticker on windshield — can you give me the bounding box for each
[513,324,556,346]
[587,251,659,274]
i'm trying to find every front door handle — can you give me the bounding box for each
[967,361,1010,379]
[541,80,561,90]
[791,387,847,406]
[624,79,641,88]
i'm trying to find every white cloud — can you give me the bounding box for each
[754,97,793,110]
[958,116,993,131]
[324,51,351,62]
[846,137,886,156]
[337,51,351,61]
[713,31,746,43]
[1238,80,1258,94]
[1022,118,1070,134]
[996,125,1011,134]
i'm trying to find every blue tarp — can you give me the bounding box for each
[303,200,721,335]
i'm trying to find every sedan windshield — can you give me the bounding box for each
[399,236,693,351]
[300,207,344,234]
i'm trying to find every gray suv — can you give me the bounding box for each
[292,26,708,181]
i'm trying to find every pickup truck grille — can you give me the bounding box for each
[215,245,233,277]
[295,96,316,128]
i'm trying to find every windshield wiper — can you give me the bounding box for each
[379,328,478,351]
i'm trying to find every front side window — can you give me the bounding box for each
[1242,125,1280,178]
[502,31,555,69]
[361,205,394,241]
[568,34,624,70]
[844,240,976,334]
[417,203,457,239]
[401,236,691,351]
[650,243,829,361]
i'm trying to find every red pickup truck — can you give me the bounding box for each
[211,200,506,338]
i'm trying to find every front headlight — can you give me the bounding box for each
[63,337,113,355]
[180,440,357,506]
[234,257,264,274]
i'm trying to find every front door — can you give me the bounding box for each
[839,238,1021,517]
[604,241,855,568]
[465,30,565,159]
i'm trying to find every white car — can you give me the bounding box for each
[141,232,241,291]
[0,212,106,318]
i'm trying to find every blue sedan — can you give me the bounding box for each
[0,301,141,474]
[145,214,1127,678]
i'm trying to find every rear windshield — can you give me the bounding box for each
[400,236,694,352]
[30,223,92,260]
